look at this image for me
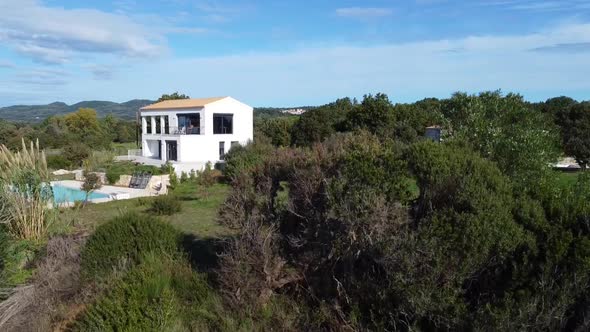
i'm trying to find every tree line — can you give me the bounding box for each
[256,91,590,169]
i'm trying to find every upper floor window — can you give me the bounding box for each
[213,114,233,134]
[155,116,161,134]
[145,116,152,134]
[164,116,169,134]
[178,114,200,135]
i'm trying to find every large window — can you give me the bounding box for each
[178,114,200,135]
[213,114,233,134]
[145,116,152,134]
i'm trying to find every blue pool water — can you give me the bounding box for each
[52,184,109,204]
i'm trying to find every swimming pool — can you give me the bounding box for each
[52,184,110,204]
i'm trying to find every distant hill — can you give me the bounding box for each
[0,99,154,122]
[0,100,314,123]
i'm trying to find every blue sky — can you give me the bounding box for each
[0,0,589,107]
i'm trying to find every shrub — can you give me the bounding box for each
[80,212,180,280]
[105,168,121,184]
[73,253,233,331]
[148,195,182,216]
[46,155,70,170]
[62,143,90,168]
[180,171,188,183]
[169,172,179,189]
[223,141,274,180]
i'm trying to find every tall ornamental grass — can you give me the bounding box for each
[0,139,53,240]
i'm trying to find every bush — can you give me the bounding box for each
[180,171,188,183]
[169,172,179,189]
[80,212,180,280]
[223,141,274,180]
[73,253,232,331]
[148,195,182,216]
[46,155,70,170]
[62,143,90,168]
[105,168,121,184]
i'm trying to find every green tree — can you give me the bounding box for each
[254,116,297,146]
[157,92,190,102]
[556,102,590,168]
[81,172,102,205]
[291,98,354,146]
[447,91,560,190]
[343,93,395,136]
[63,143,91,168]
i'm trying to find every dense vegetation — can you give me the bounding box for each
[217,91,590,330]
[0,90,588,331]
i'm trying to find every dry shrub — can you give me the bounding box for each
[217,132,414,329]
[0,234,87,331]
[218,223,300,309]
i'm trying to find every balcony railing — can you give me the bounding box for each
[145,126,201,135]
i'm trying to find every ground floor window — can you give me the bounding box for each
[219,141,225,160]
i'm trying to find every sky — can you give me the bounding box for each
[0,0,589,107]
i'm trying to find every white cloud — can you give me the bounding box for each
[335,7,393,19]
[0,0,164,64]
[4,22,590,106]
[0,59,15,68]
[482,0,590,11]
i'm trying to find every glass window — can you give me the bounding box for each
[219,141,225,160]
[178,114,200,134]
[164,116,169,134]
[145,116,152,134]
[213,114,233,134]
[155,117,161,134]
[231,141,239,148]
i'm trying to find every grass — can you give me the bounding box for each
[66,182,231,238]
[51,173,76,181]
[111,142,139,155]
[555,171,580,188]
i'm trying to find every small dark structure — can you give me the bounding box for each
[129,172,152,189]
[425,126,442,142]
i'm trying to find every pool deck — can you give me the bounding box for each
[51,180,154,207]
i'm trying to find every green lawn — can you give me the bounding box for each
[61,182,232,238]
[555,171,580,188]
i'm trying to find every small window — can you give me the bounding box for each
[231,141,239,148]
[213,114,233,134]
[219,141,225,160]
[145,116,152,134]
[164,116,169,134]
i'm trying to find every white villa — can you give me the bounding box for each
[138,96,253,173]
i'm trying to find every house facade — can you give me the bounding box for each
[139,97,253,170]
